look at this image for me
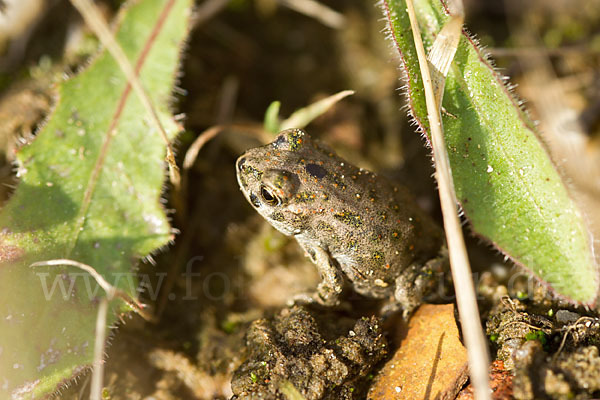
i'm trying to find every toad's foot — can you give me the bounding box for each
[288,280,344,307]
[386,255,447,319]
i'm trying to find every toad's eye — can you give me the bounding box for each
[260,185,281,206]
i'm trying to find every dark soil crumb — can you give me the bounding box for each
[513,341,600,400]
[486,295,600,399]
[486,297,554,370]
[456,360,514,400]
[231,305,387,400]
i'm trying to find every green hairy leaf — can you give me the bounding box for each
[381,0,598,303]
[0,0,192,397]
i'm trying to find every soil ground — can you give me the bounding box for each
[1,0,600,399]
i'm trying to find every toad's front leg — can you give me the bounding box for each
[392,255,446,318]
[289,237,345,306]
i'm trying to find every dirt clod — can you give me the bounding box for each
[231,305,387,400]
[513,341,600,399]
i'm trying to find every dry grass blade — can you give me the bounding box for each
[183,125,228,171]
[191,0,230,27]
[403,0,491,398]
[29,258,153,399]
[278,0,345,29]
[280,90,355,130]
[90,297,108,400]
[426,0,463,106]
[69,0,181,187]
[554,316,597,360]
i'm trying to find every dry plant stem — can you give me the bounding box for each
[183,125,229,170]
[488,44,597,58]
[78,375,91,399]
[404,0,491,398]
[159,123,266,317]
[68,0,181,187]
[554,316,596,359]
[192,0,230,27]
[176,123,265,220]
[183,124,268,170]
[216,76,240,124]
[279,90,355,130]
[278,0,345,29]
[157,124,227,316]
[90,297,108,400]
[30,259,155,396]
[30,259,156,322]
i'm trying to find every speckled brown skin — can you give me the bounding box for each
[236,129,444,313]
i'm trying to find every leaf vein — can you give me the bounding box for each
[67,0,177,258]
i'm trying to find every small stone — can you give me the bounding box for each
[368,304,468,399]
[555,309,580,324]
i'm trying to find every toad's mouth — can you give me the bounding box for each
[235,157,247,186]
[236,156,246,173]
[236,171,248,191]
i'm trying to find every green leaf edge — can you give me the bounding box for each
[0,0,193,397]
[381,0,598,304]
